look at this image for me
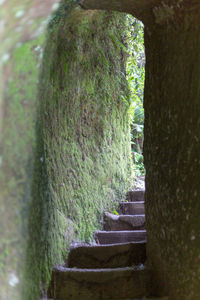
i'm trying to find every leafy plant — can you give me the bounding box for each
[126,16,145,176]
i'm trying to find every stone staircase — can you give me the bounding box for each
[47,190,167,299]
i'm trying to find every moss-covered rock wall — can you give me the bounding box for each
[0,1,133,298]
[0,1,59,299]
[24,2,133,299]
[0,36,44,300]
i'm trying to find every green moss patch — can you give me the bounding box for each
[24,2,133,299]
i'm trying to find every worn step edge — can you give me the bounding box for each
[70,240,146,248]
[104,212,145,221]
[48,266,149,300]
[118,202,145,215]
[94,230,147,244]
[67,241,146,268]
[126,190,145,202]
[53,265,146,279]
[103,212,145,231]
[119,201,145,205]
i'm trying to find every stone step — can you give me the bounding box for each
[67,241,146,268]
[118,201,145,215]
[94,230,147,245]
[126,190,145,202]
[103,212,145,231]
[48,266,149,300]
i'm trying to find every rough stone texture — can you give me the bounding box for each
[126,190,145,202]
[118,202,145,215]
[133,176,145,191]
[144,6,200,300]
[48,266,149,300]
[94,230,147,244]
[138,298,168,300]
[125,298,168,300]
[1,1,133,299]
[146,298,168,300]
[0,1,60,299]
[67,241,146,268]
[23,3,133,299]
[80,0,162,22]
[103,212,145,231]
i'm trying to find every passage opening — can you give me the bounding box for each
[126,16,145,186]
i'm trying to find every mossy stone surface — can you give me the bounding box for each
[1,1,133,299]
[0,1,59,299]
[24,2,133,299]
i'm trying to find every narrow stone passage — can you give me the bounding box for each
[47,191,167,299]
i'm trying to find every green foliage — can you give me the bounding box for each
[126,17,145,107]
[133,152,145,176]
[110,208,119,215]
[126,16,145,176]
